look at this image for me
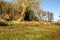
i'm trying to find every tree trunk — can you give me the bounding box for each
[16,3,26,22]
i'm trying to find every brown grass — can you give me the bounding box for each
[0,21,60,40]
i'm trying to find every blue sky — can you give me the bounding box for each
[40,0,60,21]
[4,0,60,21]
[4,0,11,2]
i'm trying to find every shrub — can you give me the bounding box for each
[0,22,8,26]
[53,22,60,26]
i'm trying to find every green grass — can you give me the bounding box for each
[8,21,20,26]
[0,26,60,40]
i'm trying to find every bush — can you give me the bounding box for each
[8,22,20,26]
[53,22,60,26]
[0,22,8,26]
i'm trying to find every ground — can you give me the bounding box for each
[0,21,60,40]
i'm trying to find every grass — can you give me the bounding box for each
[0,21,60,40]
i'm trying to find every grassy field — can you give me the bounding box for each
[0,21,60,40]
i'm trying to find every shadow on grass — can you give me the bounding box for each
[0,22,8,26]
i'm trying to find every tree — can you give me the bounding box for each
[0,0,2,1]
[11,0,42,22]
[58,15,60,22]
[47,12,54,22]
[0,1,13,21]
[1,0,47,22]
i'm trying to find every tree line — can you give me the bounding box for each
[0,0,54,22]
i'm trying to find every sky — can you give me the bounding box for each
[40,0,60,21]
[4,0,11,2]
[4,0,60,21]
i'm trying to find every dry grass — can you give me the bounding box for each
[0,21,60,40]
